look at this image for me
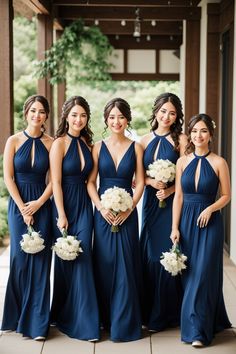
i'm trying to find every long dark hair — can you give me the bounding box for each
[23,94,50,132]
[103,97,132,136]
[185,113,215,154]
[55,96,93,145]
[149,92,184,151]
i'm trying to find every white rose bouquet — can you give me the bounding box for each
[160,243,187,276]
[146,159,176,208]
[100,186,133,232]
[20,225,45,254]
[52,228,83,261]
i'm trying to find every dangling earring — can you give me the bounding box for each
[41,121,47,132]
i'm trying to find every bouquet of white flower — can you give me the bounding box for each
[160,243,187,276]
[100,186,133,232]
[146,159,176,208]
[20,225,45,254]
[52,228,83,261]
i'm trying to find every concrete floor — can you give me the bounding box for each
[1,245,236,354]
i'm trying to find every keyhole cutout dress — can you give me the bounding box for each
[1,131,52,338]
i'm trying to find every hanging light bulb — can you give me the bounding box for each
[133,8,141,37]
[94,19,99,25]
[115,34,119,40]
[151,20,156,27]
[121,20,126,26]
[146,34,151,41]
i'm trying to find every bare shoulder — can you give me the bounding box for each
[139,132,153,149]
[179,133,188,144]
[42,133,53,142]
[177,154,190,169]
[134,141,144,153]
[210,152,228,168]
[92,140,102,154]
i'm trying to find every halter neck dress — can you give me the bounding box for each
[1,131,52,338]
[180,151,231,345]
[140,132,183,331]
[50,133,100,341]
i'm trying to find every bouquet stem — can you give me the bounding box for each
[111,224,119,233]
[159,200,166,208]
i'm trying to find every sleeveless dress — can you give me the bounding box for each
[1,131,52,338]
[180,152,231,345]
[50,133,100,341]
[140,132,183,331]
[93,141,142,342]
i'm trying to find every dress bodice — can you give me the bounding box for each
[181,153,219,201]
[62,134,93,184]
[98,141,135,192]
[143,132,179,169]
[14,131,49,184]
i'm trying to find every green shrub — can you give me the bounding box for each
[0,198,8,239]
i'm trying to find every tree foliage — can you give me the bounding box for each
[34,19,114,84]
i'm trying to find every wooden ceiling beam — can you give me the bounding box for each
[108,35,182,49]
[82,20,182,35]
[20,0,51,14]
[57,6,201,21]
[53,0,200,6]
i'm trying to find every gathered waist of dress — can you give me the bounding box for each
[183,193,215,204]
[15,172,46,184]
[99,177,132,192]
[62,175,87,185]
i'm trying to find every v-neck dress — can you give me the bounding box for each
[179,152,231,345]
[93,141,142,341]
[50,134,100,341]
[1,131,52,338]
[140,132,182,331]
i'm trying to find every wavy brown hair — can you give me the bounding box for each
[55,96,93,145]
[23,94,50,132]
[185,113,215,154]
[149,92,184,151]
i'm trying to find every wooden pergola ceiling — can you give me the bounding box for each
[15,0,201,50]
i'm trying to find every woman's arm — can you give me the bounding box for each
[170,157,184,243]
[87,142,115,225]
[197,156,231,228]
[3,136,25,211]
[50,138,68,230]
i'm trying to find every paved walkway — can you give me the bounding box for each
[0,246,236,354]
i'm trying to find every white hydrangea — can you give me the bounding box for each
[160,244,187,276]
[147,159,176,183]
[100,186,133,232]
[52,229,83,261]
[20,226,45,254]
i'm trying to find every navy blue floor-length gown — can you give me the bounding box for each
[180,152,231,345]
[140,132,183,331]
[1,131,52,338]
[93,141,142,341]
[50,133,100,341]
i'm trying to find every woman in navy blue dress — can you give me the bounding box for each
[140,93,187,331]
[50,96,99,341]
[1,95,53,340]
[87,98,144,341]
[171,114,231,347]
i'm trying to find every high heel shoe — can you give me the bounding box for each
[192,340,204,347]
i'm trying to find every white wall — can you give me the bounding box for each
[199,0,208,112]
[230,1,236,265]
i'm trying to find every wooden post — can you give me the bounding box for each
[37,13,54,135]
[55,30,66,130]
[184,19,200,125]
[0,0,14,153]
